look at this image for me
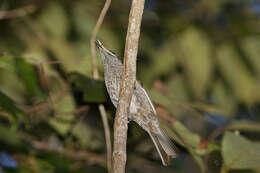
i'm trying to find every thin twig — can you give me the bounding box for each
[112,0,145,173]
[0,5,35,20]
[90,0,112,172]
[32,140,106,166]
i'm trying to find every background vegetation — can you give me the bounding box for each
[0,0,260,172]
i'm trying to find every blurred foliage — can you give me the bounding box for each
[0,0,260,173]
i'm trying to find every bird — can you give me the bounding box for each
[96,39,177,166]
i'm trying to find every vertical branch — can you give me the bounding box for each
[90,0,112,172]
[90,0,111,79]
[112,0,145,173]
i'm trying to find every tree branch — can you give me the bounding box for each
[32,140,106,166]
[0,5,35,20]
[90,0,112,172]
[112,0,145,173]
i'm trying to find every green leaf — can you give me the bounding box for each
[148,89,174,108]
[178,28,213,98]
[15,58,45,100]
[72,2,95,37]
[0,55,16,71]
[69,72,108,103]
[173,121,201,148]
[48,114,73,136]
[0,125,30,151]
[0,55,27,102]
[166,76,190,102]
[54,94,75,114]
[72,122,103,150]
[0,125,22,147]
[149,89,193,119]
[242,37,260,76]
[0,90,23,116]
[216,44,256,104]
[142,41,178,84]
[48,93,75,135]
[38,2,68,38]
[189,149,206,173]
[159,119,205,173]
[47,39,83,73]
[211,80,237,118]
[222,132,260,171]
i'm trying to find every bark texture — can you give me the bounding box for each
[112,0,145,172]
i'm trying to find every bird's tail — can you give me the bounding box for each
[149,128,178,166]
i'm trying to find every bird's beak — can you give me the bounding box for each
[95,39,106,50]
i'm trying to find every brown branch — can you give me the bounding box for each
[0,5,35,20]
[90,0,111,79]
[112,0,145,173]
[90,0,112,172]
[32,141,106,166]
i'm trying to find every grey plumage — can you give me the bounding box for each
[96,40,177,166]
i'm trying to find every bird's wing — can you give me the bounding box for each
[141,86,157,114]
[135,81,157,114]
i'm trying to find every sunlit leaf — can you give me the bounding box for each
[48,93,75,135]
[178,28,213,99]
[242,37,260,76]
[222,132,260,170]
[173,121,201,148]
[211,80,237,118]
[48,114,73,136]
[216,44,256,104]
[142,41,178,84]
[47,39,84,73]
[38,2,68,38]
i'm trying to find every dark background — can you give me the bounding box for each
[0,0,260,172]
